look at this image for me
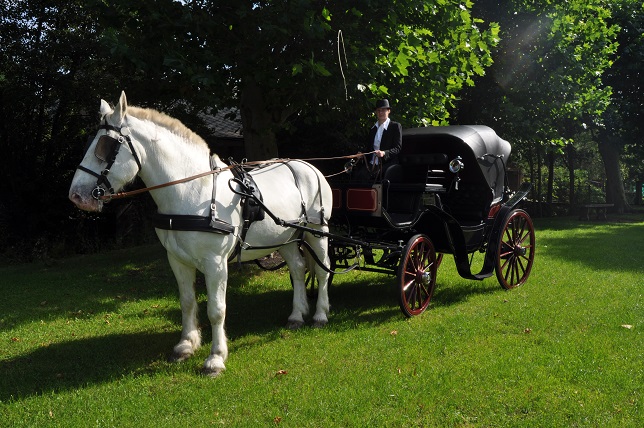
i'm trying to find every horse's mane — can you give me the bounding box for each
[126,106,209,148]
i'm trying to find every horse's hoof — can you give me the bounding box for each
[286,320,305,330]
[201,367,224,378]
[168,351,193,363]
[312,320,328,329]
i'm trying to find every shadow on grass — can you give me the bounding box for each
[0,330,178,402]
[0,283,298,402]
[227,275,402,334]
[1,245,504,402]
[0,278,397,401]
[323,270,500,326]
[0,245,293,334]
[538,222,644,274]
[432,279,499,308]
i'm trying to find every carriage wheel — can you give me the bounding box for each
[255,251,287,271]
[397,234,438,317]
[495,209,535,289]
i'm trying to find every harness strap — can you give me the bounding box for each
[286,160,328,225]
[282,161,309,223]
[151,213,234,234]
[76,165,114,199]
[151,159,235,236]
[209,156,221,229]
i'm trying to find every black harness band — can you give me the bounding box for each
[152,158,236,236]
[151,213,234,234]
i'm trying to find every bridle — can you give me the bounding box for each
[77,123,142,201]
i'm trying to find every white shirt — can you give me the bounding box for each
[372,118,390,165]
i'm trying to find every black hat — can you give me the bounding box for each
[375,99,391,110]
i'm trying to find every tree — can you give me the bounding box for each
[0,0,501,258]
[87,0,500,159]
[0,0,121,257]
[454,0,619,213]
[599,0,644,208]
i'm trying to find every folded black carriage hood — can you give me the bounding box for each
[402,125,511,203]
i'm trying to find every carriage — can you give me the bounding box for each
[324,125,535,317]
[70,93,534,375]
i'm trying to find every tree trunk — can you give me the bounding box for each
[566,144,575,214]
[597,135,630,214]
[536,143,543,217]
[240,82,280,161]
[546,150,554,205]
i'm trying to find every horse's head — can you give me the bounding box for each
[69,91,142,212]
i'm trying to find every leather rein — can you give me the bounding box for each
[94,152,371,202]
[78,121,372,202]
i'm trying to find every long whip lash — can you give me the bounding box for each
[337,30,348,100]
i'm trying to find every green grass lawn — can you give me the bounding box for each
[1,214,642,427]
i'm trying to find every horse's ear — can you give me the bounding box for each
[114,91,128,123]
[99,99,113,116]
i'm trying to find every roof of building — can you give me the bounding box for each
[199,108,243,140]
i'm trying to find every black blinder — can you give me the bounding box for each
[94,135,121,162]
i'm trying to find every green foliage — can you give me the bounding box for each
[604,0,644,179]
[1,215,643,426]
[547,0,618,124]
[1,0,504,251]
[453,0,638,209]
[358,1,500,126]
[0,0,127,257]
[86,0,499,133]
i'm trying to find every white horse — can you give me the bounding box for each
[69,92,332,376]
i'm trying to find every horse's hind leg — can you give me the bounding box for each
[279,243,309,329]
[305,232,331,328]
[167,253,201,362]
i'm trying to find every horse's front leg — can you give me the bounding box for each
[167,253,201,362]
[201,260,229,377]
[279,243,309,330]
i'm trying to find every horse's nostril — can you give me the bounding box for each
[69,192,83,205]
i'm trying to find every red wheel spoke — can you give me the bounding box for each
[402,277,414,292]
[499,255,511,272]
[499,246,513,258]
[496,210,535,290]
[398,235,437,317]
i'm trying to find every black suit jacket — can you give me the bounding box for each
[366,120,402,163]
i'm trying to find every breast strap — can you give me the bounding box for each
[151,157,234,235]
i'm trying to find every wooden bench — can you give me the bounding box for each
[579,203,613,220]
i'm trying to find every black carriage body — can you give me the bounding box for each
[330,125,515,255]
[324,125,534,317]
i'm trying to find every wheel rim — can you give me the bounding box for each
[398,235,438,317]
[496,210,535,289]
